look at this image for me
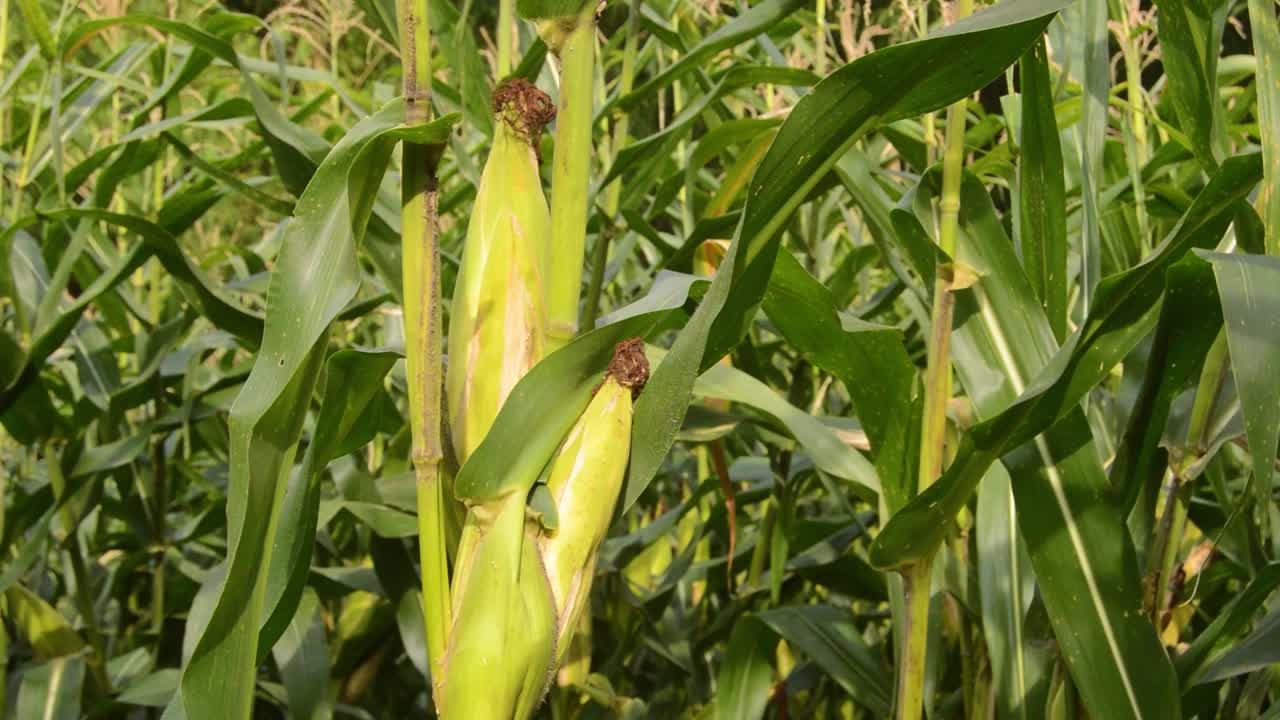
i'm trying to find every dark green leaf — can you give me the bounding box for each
[1203,251,1280,541]
[1017,37,1068,340]
[624,0,1073,511]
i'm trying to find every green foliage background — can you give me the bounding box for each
[1,0,1279,718]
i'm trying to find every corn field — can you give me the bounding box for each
[2,0,1280,717]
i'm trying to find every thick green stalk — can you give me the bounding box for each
[497,0,515,77]
[582,0,640,330]
[936,105,967,258]
[545,5,596,350]
[397,0,451,695]
[897,559,933,720]
[917,283,955,493]
[899,2,972,717]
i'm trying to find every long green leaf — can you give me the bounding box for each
[453,309,677,504]
[174,103,455,720]
[762,250,915,511]
[258,349,400,657]
[1199,604,1280,682]
[1110,254,1222,517]
[694,361,879,493]
[712,620,774,720]
[976,461,1038,720]
[15,657,84,720]
[1202,251,1280,541]
[38,209,265,344]
[1178,563,1280,685]
[62,13,329,196]
[1156,0,1226,169]
[1017,37,1068,340]
[623,0,1075,511]
[1249,0,1280,254]
[271,590,331,720]
[877,166,1179,719]
[870,153,1262,572]
[609,0,807,113]
[1073,0,1108,313]
[756,605,893,717]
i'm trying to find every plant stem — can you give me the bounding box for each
[816,0,828,75]
[10,71,48,222]
[897,558,933,720]
[546,5,597,350]
[899,2,972,716]
[396,0,451,696]
[918,281,955,490]
[497,0,515,78]
[936,82,968,254]
[582,0,640,330]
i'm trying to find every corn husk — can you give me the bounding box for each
[438,491,557,719]
[446,80,556,463]
[540,338,649,660]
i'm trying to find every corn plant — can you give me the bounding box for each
[2,0,1280,718]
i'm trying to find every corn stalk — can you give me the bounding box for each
[544,2,598,349]
[396,0,451,693]
[897,1,973,717]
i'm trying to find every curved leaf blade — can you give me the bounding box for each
[624,0,1074,511]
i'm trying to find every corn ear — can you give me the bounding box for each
[540,338,649,660]
[555,612,592,688]
[439,491,557,719]
[447,80,556,463]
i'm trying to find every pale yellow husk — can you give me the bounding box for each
[446,106,550,464]
[539,376,633,661]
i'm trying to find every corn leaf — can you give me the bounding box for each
[1017,37,1068,340]
[1178,563,1280,685]
[15,657,84,720]
[975,461,1042,720]
[609,0,808,113]
[870,153,1263,573]
[623,0,1075,511]
[879,167,1179,718]
[271,589,331,720]
[172,104,455,720]
[4,585,86,659]
[258,349,400,657]
[1249,0,1280,254]
[711,620,774,720]
[1156,0,1227,169]
[1110,254,1223,519]
[1199,605,1280,682]
[1202,252,1280,542]
[756,605,893,716]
